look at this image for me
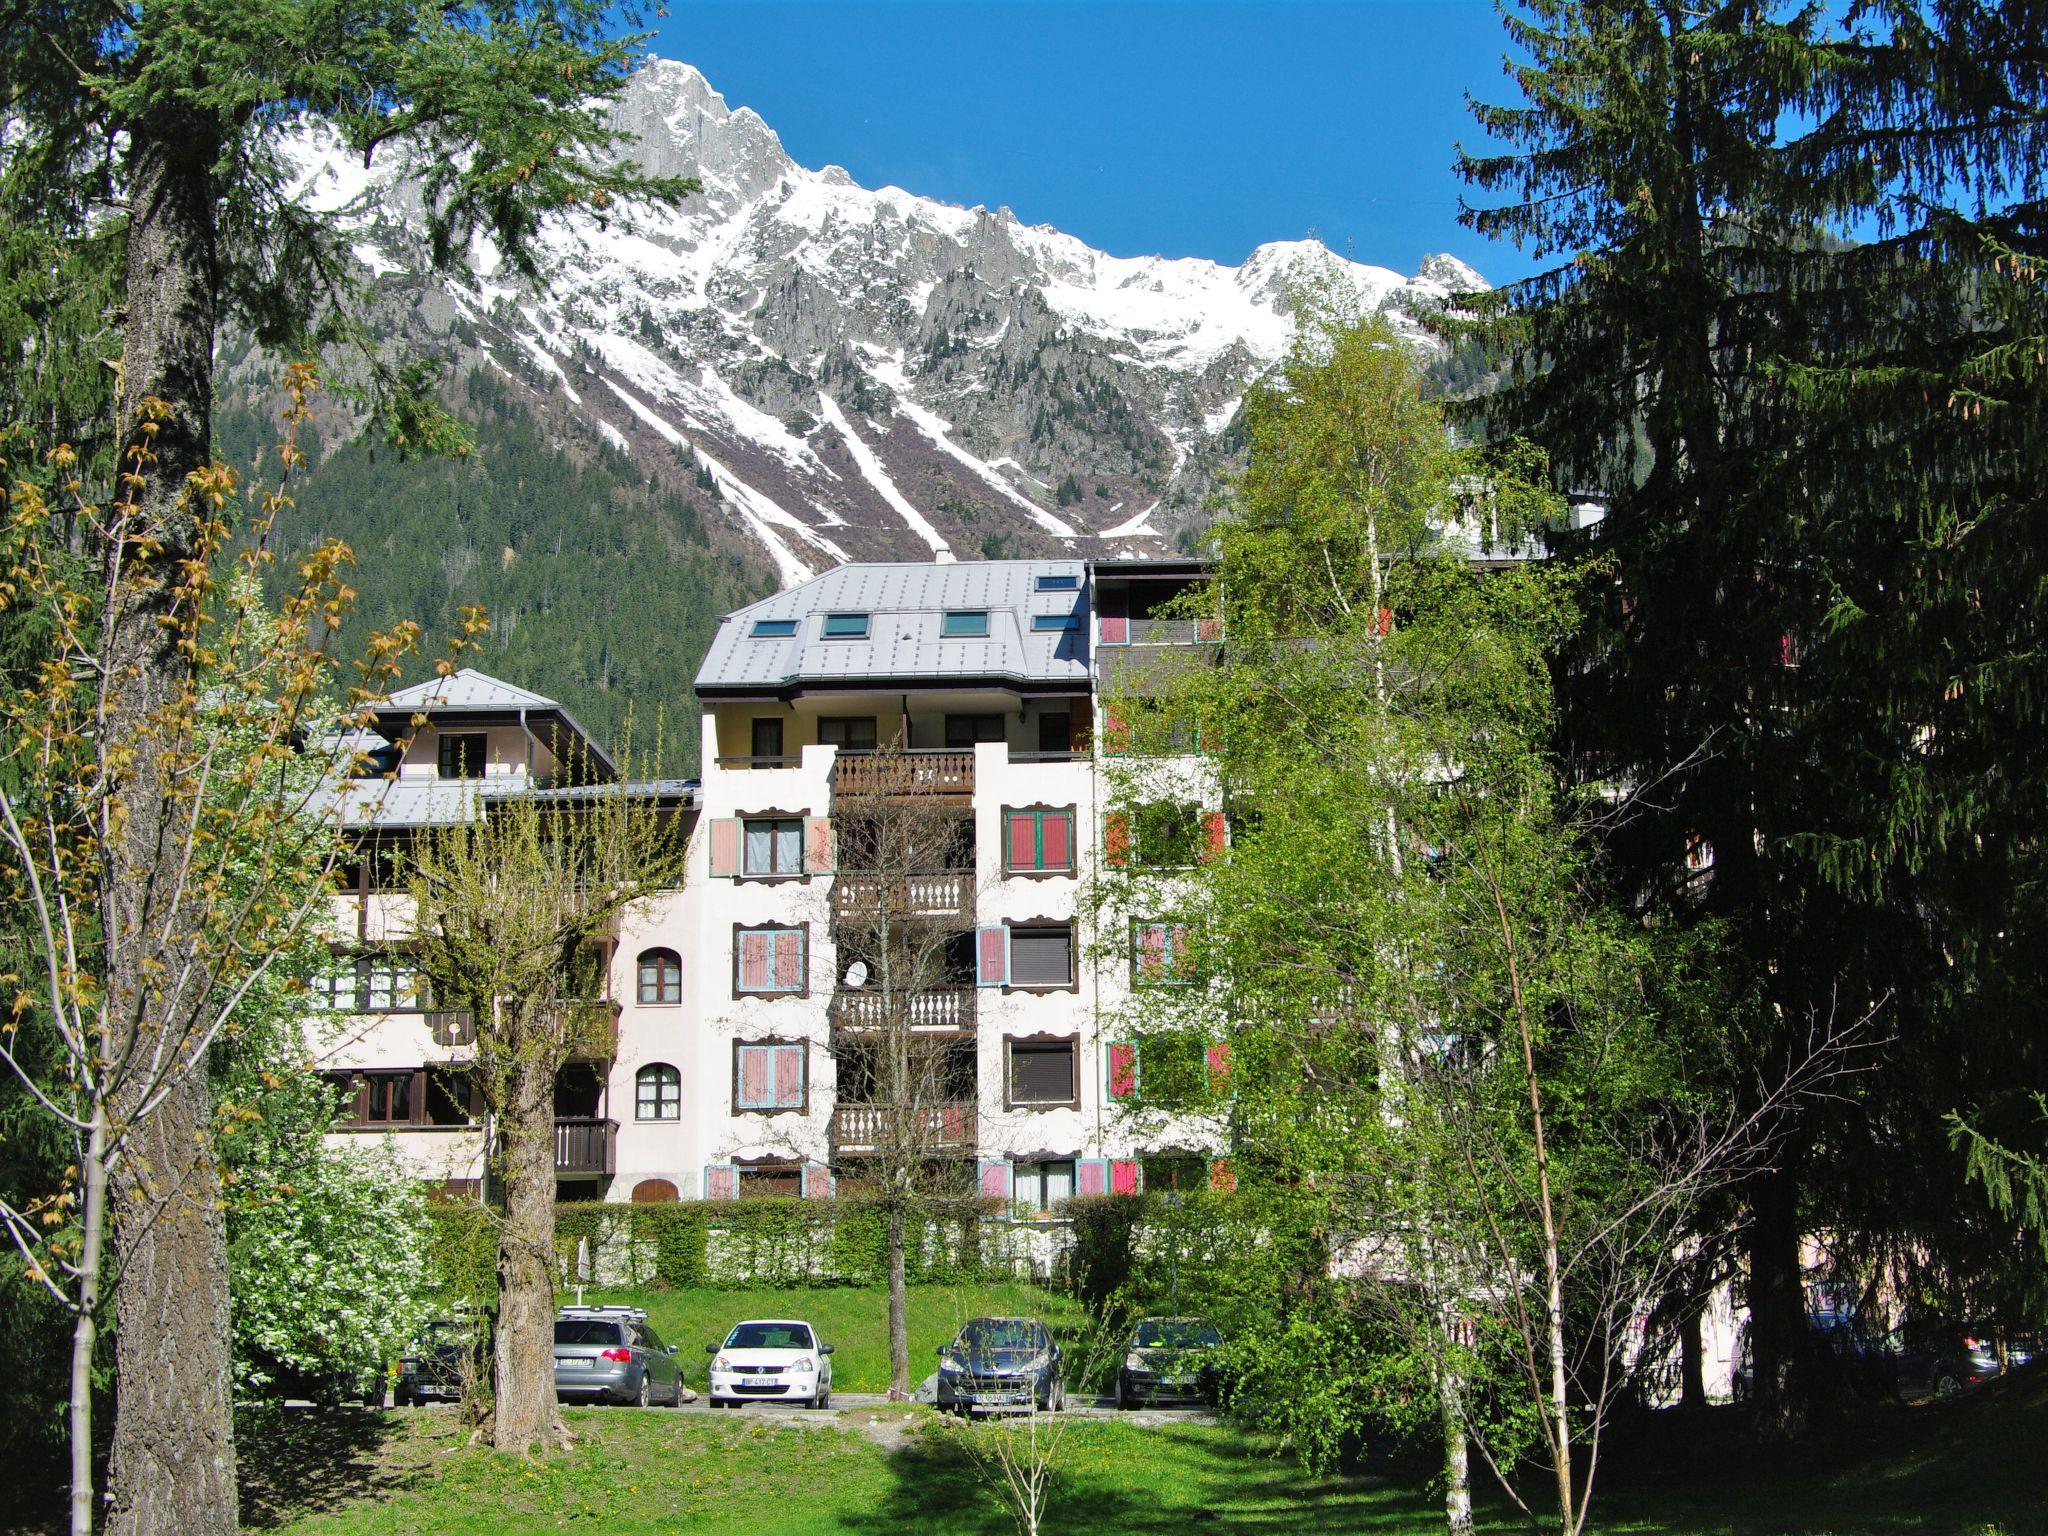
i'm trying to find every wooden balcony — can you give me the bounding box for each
[833,870,975,924]
[832,750,975,800]
[830,1101,977,1154]
[554,1117,617,1177]
[830,985,977,1034]
[426,1009,476,1049]
[563,999,621,1062]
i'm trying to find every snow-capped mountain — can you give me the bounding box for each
[281,59,1486,587]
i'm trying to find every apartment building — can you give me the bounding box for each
[314,558,1228,1206]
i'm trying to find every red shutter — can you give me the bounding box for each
[708,817,740,877]
[1209,1156,1236,1192]
[739,1046,770,1107]
[1042,811,1071,870]
[1104,811,1130,866]
[1007,811,1037,871]
[773,1043,804,1108]
[1110,1159,1140,1195]
[1102,703,1131,755]
[1207,1039,1232,1095]
[804,816,835,874]
[975,926,1009,986]
[1100,587,1129,645]
[1107,1042,1138,1100]
[739,930,770,990]
[1374,606,1393,637]
[1202,811,1227,862]
[772,929,804,992]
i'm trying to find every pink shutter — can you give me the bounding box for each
[975,926,1009,987]
[1042,811,1071,870]
[709,818,740,877]
[978,1158,1012,1200]
[1102,705,1130,756]
[704,1164,738,1200]
[1007,811,1037,871]
[1107,1042,1137,1100]
[1110,1159,1140,1195]
[801,1162,834,1199]
[1172,923,1195,981]
[773,1043,804,1108]
[1207,1039,1232,1094]
[804,816,835,874]
[740,931,770,991]
[1138,923,1167,981]
[772,929,804,991]
[1196,615,1222,642]
[1076,1159,1109,1197]
[1209,1156,1236,1192]
[1202,811,1227,862]
[739,1046,770,1107]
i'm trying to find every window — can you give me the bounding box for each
[311,970,357,1011]
[942,610,990,637]
[945,714,1006,748]
[1031,611,1081,632]
[636,1063,681,1121]
[735,926,807,995]
[1013,1159,1075,1213]
[317,955,425,1013]
[1132,922,1196,985]
[737,1162,803,1198]
[822,612,870,639]
[743,817,804,877]
[1135,802,1201,867]
[437,732,486,779]
[733,1041,806,1111]
[424,1068,475,1126]
[750,618,798,638]
[1142,1154,1208,1193]
[1007,1038,1078,1107]
[750,717,784,760]
[364,1071,415,1125]
[636,948,682,1005]
[977,924,1074,988]
[1004,807,1075,874]
[818,716,878,750]
[1037,711,1072,753]
[1036,573,1080,593]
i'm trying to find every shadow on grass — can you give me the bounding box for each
[236,1407,418,1530]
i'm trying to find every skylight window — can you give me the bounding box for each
[749,618,799,638]
[1031,612,1082,633]
[1035,574,1081,593]
[821,613,871,639]
[942,611,990,638]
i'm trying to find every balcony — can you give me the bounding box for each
[830,985,977,1034]
[1125,616,1222,646]
[426,1009,476,1049]
[715,755,800,770]
[554,1116,617,1177]
[830,1101,978,1155]
[833,870,975,924]
[563,999,621,1061]
[832,750,975,800]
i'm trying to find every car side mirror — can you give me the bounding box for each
[820,1344,836,1355]
[935,1345,947,1356]
[666,1345,679,1356]
[705,1343,719,1354]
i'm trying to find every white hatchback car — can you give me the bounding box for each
[705,1318,835,1408]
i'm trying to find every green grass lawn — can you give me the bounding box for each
[586,1282,1096,1393]
[237,1364,2048,1536]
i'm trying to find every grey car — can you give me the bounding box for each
[935,1316,1065,1415]
[553,1306,686,1407]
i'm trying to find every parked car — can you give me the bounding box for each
[1730,1314,1897,1404]
[705,1318,836,1409]
[1116,1316,1223,1409]
[935,1316,1064,1415]
[396,1317,483,1407]
[552,1305,686,1407]
[1893,1320,2001,1399]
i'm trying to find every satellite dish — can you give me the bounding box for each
[843,961,870,989]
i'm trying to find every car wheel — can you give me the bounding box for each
[1115,1378,1129,1411]
[636,1374,651,1410]
[812,1386,830,1410]
[1047,1379,1064,1414]
[1934,1369,1963,1398]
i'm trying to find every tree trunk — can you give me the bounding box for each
[491,1057,566,1453]
[1745,1159,1808,1442]
[103,116,236,1536]
[886,1203,910,1400]
[1438,1358,1473,1536]
[70,1118,111,1536]
[1679,1303,1707,1412]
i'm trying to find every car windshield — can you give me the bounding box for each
[958,1319,1046,1351]
[554,1320,624,1346]
[726,1322,815,1350]
[1133,1319,1221,1349]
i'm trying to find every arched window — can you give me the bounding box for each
[637,947,681,1005]
[636,1063,681,1121]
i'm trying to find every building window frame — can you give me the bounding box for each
[731,1039,809,1114]
[1004,1034,1081,1111]
[636,948,682,1005]
[1002,804,1077,878]
[437,732,487,780]
[635,1062,682,1121]
[732,923,810,999]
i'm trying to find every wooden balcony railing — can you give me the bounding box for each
[833,870,974,923]
[829,985,977,1034]
[554,1117,617,1177]
[426,1009,476,1049]
[832,750,975,799]
[830,1101,977,1153]
[564,999,621,1061]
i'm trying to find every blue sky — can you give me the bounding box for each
[644,1,1536,282]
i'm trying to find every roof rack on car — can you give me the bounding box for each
[557,1304,646,1322]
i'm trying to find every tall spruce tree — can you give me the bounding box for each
[1,9,690,1531]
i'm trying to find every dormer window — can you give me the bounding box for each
[437,732,487,779]
[942,610,990,638]
[1036,574,1080,593]
[821,613,870,639]
[750,618,798,638]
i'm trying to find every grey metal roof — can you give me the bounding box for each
[384,667,561,712]
[695,561,1092,694]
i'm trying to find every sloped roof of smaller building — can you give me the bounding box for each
[695,561,1091,695]
[383,668,560,712]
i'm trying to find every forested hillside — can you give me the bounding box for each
[220,371,770,772]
